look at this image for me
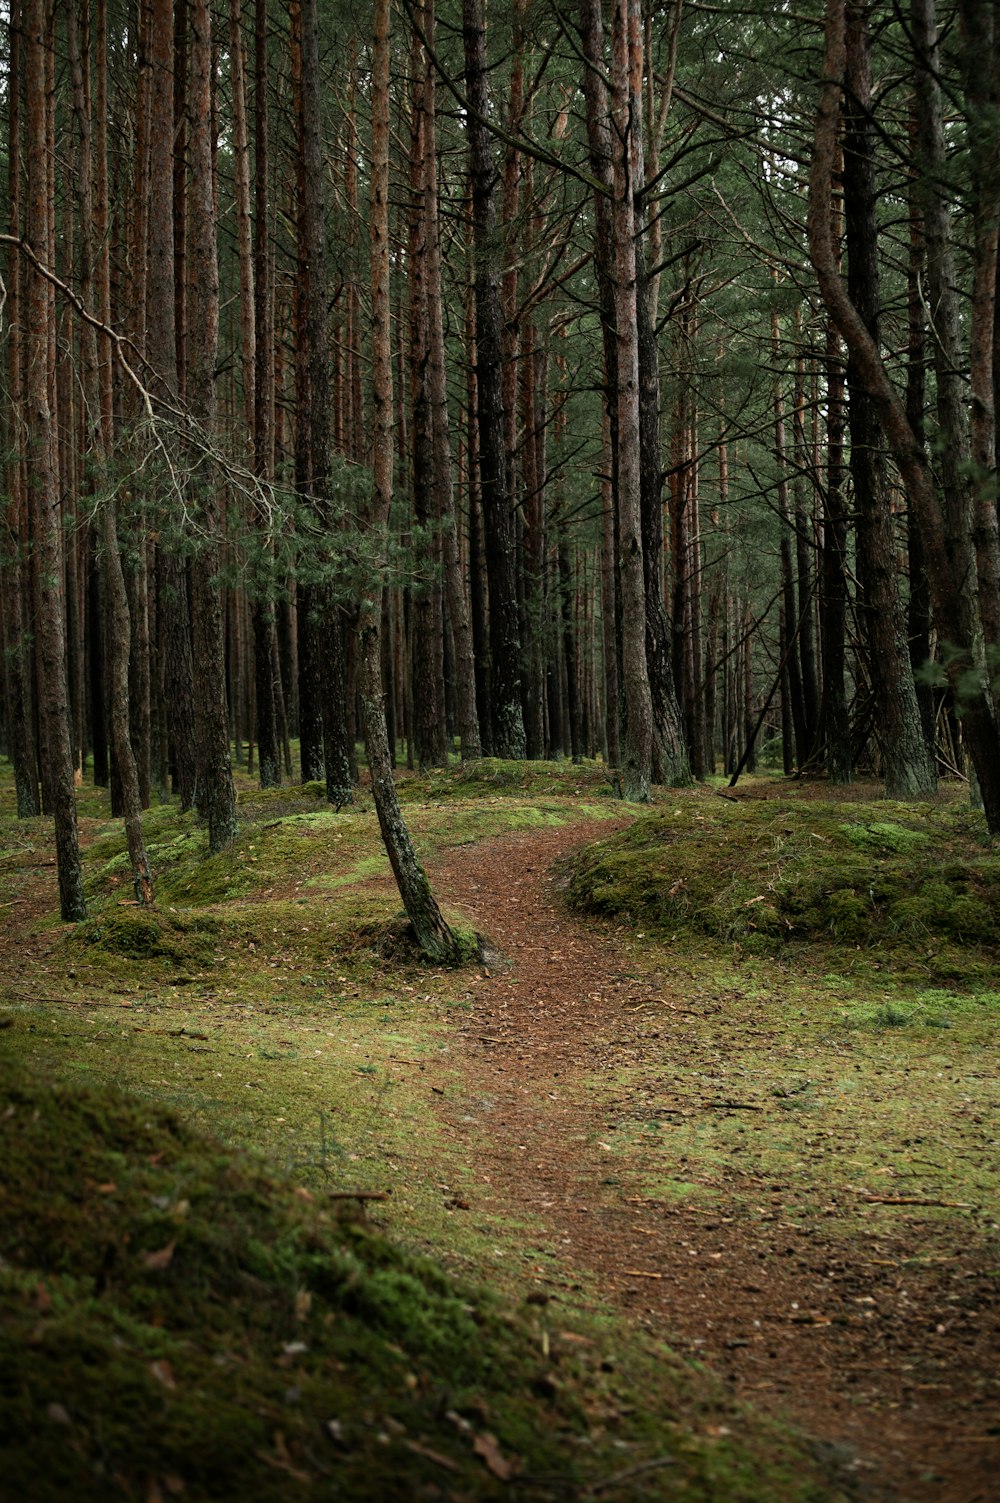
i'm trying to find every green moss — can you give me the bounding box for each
[0,1053,835,1502]
[397,756,618,803]
[839,820,930,854]
[565,792,1000,984]
[77,909,221,967]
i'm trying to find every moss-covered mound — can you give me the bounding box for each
[565,795,1000,976]
[396,756,617,802]
[0,1056,832,1503]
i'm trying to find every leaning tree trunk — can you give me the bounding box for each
[809,0,1000,831]
[360,0,463,963]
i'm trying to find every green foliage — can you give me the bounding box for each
[914,642,1000,705]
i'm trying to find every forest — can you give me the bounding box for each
[0,0,998,1500]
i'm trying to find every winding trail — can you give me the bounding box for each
[427,820,996,1503]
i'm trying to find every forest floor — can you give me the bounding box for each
[1,768,997,1500]
[425,816,997,1503]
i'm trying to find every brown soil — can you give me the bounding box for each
[427,821,997,1503]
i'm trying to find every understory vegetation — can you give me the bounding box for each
[1,759,997,1499]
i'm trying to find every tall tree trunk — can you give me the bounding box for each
[823,313,852,782]
[772,310,807,769]
[25,0,86,919]
[2,3,40,817]
[125,2,153,811]
[579,0,654,798]
[303,0,353,804]
[639,306,688,784]
[842,0,935,796]
[290,1,323,784]
[599,409,621,770]
[904,117,937,751]
[69,0,152,901]
[187,0,237,850]
[466,285,493,752]
[408,20,448,769]
[636,153,687,779]
[520,260,547,761]
[612,0,655,800]
[463,0,526,760]
[579,0,622,776]
[793,325,821,759]
[557,514,583,761]
[360,0,462,962]
[419,0,480,760]
[148,0,197,810]
[959,0,1000,655]
[251,0,281,789]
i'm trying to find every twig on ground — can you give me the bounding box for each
[328,1190,390,1203]
[702,1100,764,1112]
[861,1195,974,1209]
[588,1455,677,1494]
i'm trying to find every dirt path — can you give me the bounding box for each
[428,821,996,1503]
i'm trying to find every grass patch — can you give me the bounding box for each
[7,760,996,1498]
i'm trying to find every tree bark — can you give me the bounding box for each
[842,0,935,796]
[69,0,152,901]
[639,263,688,784]
[463,0,526,760]
[251,0,281,789]
[25,0,86,919]
[408,20,448,769]
[148,0,198,810]
[2,3,40,817]
[822,314,852,781]
[187,0,237,850]
[809,0,1000,830]
[361,0,462,963]
[959,0,1000,654]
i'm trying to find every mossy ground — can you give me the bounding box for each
[0,760,841,1502]
[8,1052,775,1502]
[562,782,999,1245]
[565,785,1000,983]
